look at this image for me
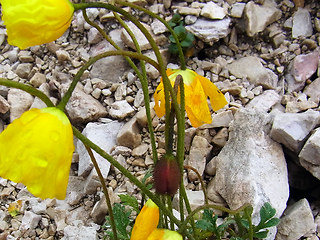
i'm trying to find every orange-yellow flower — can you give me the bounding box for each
[0,0,74,49]
[131,199,182,240]
[131,199,160,240]
[0,107,74,200]
[154,68,227,128]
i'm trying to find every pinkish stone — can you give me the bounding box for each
[293,51,319,82]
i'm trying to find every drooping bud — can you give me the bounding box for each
[153,154,181,195]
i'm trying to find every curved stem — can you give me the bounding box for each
[73,127,181,227]
[85,145,118,240]
[179,203,252,235]
[82,8,158,163]
[57,50,159,110]
[184,165,208,205]
[115,0,186,70]
[0,79,54,107]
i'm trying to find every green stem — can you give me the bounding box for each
[73,2,180,163]
[82,8,158,164]
[179,203,251,234]
[84,145,118,240]
[184,165,209,205]
[0,79,54,107]
[57,50,159,111]
[167,196,174,231]
[73,127,181,227]
[115,0,186,70]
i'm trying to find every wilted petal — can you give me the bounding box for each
[0,107,74,199]
[197,75,228,111]
[1,0,74,49]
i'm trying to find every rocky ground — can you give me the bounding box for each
[0,0,320,239]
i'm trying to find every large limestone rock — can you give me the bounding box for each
[208,108,289,239]
[244,0,281,37]
[227,56,278,89]
[299,128,320,180]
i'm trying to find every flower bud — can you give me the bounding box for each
[153,155,181,195]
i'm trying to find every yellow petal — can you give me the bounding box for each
[197,75,227,111]
[147,229,183,240]
[154,80,166,118]
[0,107,74,199]
[131,199,159,240]
[1,0,74,49]
[184,79,212,127]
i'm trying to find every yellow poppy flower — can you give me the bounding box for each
[130,199,183,240]
[131,199,160,240]
[0,107,74,200]
[154,68,227,128]
[1,0,74,49]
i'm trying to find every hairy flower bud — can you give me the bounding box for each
[153,155,181,195]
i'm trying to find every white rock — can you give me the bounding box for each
[7,88,34,122]
[173,190,204,215]
[201,110,234,128]
[304,77,320,104]
[62,224,98,240]
[151,18,167,35]
[185,18,231,43]
[187,136,212,181]
[230,2,246,18]
[62,85,107,123]
[0,95,10,114]
[227,56,278,89]
[292,8,313,38]
[109,100,135,119]
[117,116,142,149]
[210,108,289,239]
[270,109,320,153]
[77,121,123,179]
[20,211,41,231]
[201,2,227,20]
[276,199,316,240]
[15,63,33,79]
[91,188,115,224]
[90,30,129,83]
[245,0,281,37]
[246,90,281,112]
[121,21,167,51]
[88,27,103,45]
[30,73,46,87]
[299,128,320,180]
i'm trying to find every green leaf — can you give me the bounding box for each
[169,35,176,43]
[173,26,187,41]
[119,194,140,214]
[171,13,181,24]
[240,219,249,230]
[104,203,133,240]
[168,44,179,54]
[260,203,276,223]
[253,230,269,239]
[185,33,195,43]
[262,218,280,228]
[196,219,214,231]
